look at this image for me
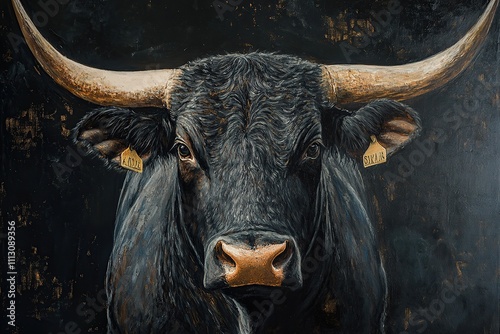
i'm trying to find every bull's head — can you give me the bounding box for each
[12,0,498,331]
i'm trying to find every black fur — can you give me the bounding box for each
[73,52,420,333]
[107,157,243,333]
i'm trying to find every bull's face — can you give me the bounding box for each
[172,55,324,290]
[73,53,424,295]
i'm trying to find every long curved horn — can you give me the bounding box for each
[322,0,498,105]
[12,0,181,108]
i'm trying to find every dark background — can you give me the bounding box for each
[1,0,498,333]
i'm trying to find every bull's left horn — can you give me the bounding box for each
[12,0,181,108]
[322,0,498,105]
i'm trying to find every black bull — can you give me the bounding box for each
[11,0,498,332]
[76,56,411,333]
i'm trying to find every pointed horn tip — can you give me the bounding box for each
[322,0,498,104]
[12,0,179,109]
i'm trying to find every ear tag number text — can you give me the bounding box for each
[120,147,143,173]
[363,135,387,168]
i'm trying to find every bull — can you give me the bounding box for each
[12,0,498,332]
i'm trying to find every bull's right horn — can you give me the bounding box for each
[12,0,181,109]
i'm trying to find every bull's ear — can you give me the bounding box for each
[334,99,421,158]
[73,108,173,170]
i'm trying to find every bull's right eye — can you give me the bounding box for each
[174,138,199,182]
[177,144,193,160]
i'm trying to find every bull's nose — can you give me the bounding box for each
[216,240,292,287]
[203,233,302,290]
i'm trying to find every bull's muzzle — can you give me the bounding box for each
[203,232,302,290]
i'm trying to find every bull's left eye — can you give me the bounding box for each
[304,142,321,160]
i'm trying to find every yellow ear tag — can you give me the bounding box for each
[120,147,143,173]
[363,135,387,168]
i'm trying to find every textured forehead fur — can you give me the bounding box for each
[170,52,325,168]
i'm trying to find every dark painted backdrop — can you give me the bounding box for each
[1,0,498,333]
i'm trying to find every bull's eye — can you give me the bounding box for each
[304,142,321,160]
[177,144,192,160]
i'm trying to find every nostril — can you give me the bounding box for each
[215,241,236,267]
[272,241,293,269]
[211,238,298,288]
